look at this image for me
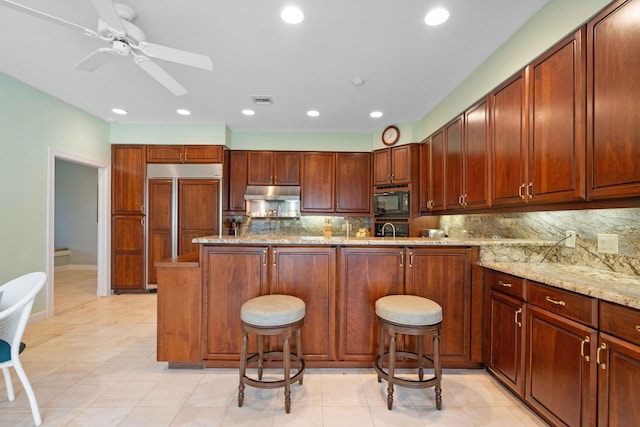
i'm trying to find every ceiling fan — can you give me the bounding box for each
[1,0,213,95]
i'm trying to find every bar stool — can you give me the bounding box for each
[374,294,443,410]
[238,294,306,413]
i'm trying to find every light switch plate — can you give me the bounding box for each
[597,234,619,254]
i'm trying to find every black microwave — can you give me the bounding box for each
[374,190,410,217]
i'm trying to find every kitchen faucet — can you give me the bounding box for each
[345,219,350,239]
[382,222,396,239]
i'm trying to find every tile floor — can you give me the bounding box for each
[1,269,549,426]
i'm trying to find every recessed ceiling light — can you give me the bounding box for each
[176,109,191,116]
[111,108,128,115]
[425,8,450,26]
[370,111,383,118]
[242,109,255,116]
[307,110,320,117]
[281,6,304,24]
[352,78,365,87]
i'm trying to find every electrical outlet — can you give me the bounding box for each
[597,233,619,254]
[565,231,576,248]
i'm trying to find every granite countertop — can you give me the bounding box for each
[480,260,640,310]
[192,235,553,247]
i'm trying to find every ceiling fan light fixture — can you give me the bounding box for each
[370,111,383,118]
[176,109,191,116]
[281,6,304,24]
[112,108,128,115]
[425,8,450,26]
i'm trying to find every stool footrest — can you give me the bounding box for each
[375,352,439,389]
[241,351,305,389]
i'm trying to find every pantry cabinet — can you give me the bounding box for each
[146,145,223,163]
[111,214,145,291]
[247,151,300,185]
[587,0,640,200]
[112,145,146,215]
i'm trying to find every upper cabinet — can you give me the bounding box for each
[301,152,335,213]
[373,144,419,186]
[112,145,146,215]
[247,151,300,185]
[587,0,640,200]
[146,145,223,164]
[335,152,371,214]
[422,130,445,212]
[226,150,248,213]
[444,115,465,210]
[463,97,491,209]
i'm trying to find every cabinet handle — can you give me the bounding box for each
[545,296,566,307]
[262,249,267,266]
[272,249,277,266]
[179,152,183,162]
[597,342,607,370]
[141,204,145,213]
[515,308,522,327]
[636,325,640,333]
[527,182,533,199]
[580,336,590,362]
[140,217,144,226]
[518,183,526,200]
[498,280,512,288]
[184,151,188,161]
[459,195,464,206]
[409,252,414,268]
[400,252,404,267]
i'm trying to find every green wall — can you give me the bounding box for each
[0,72,110,311]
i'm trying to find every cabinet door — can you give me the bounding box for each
[183,145,222,163]
[111,215,145,290]
[444,116,464,210]
[587,0,640,200]
[301,152,335,213]
[487,290,526,397]
[228,151,247,212]
[273,151,300,185]
[271,247,336,361]
[339,247,405,361]
[390,145,411,184]
[464,98,490,208]
[247,151,274,185]
[177,179,219,255]
[419,141,430,213]
[526,305,597,427]
[491,71,528,206]
[529,29,586,203]
[597,333,640,427]
[406,247,471,366]
[202,246,268,360]
[429,129,446,211]
[373,149,391,185]
[146,145,183,163]
[147,179,173,285]
[335,152,371,213]
[111,145,146,214]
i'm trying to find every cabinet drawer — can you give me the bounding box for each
[600,301,640,346]
[486,270,526,300]
[527,281,597,327]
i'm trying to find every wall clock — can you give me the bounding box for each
[382,125,400,146]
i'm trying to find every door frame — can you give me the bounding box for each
[47,148,110,317]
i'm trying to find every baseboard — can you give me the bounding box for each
[30,309,48,324]
[55,264,98,272]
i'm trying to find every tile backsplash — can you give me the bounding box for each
[440,207,640,276]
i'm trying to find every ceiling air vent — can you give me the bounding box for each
[251,96,273,105]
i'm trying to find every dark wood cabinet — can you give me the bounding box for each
[301,152,335,213]
[587,0,640,200]
[597,300,640,426]
[406,247,475,367]
[226,150,247,213]
[146,145,223,163]
[463,98,491,209]
[111,214,145,290]
[177,179,219,255]
[270,247,337,361]
[338,247,405,361]
[426,130,445,212]
[444,116,464,210]
[373,144,419,186]
[247,151,300,185]
[335,152,371,214]
[147,179,173,285]
[528,28,586,203]
[112,145,146,215]
[202,246,268,361]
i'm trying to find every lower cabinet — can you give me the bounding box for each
[111,215,145,291]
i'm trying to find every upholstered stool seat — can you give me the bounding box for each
[238,294,306,414]
[374,295,443,410]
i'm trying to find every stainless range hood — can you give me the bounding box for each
[244,185,300,201]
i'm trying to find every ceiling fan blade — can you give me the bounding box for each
[75,47,115,71]
[91,0,125,37]
[134,55,188,96]
[137,42,213,71]
[2,0,98,37]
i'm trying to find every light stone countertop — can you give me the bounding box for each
[479,261,640,310]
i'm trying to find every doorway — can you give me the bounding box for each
[46,148,109,318]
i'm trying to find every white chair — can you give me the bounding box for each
[0,272,47,426]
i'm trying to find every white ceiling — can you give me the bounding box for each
[0,0,549,132]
